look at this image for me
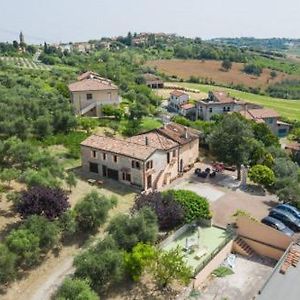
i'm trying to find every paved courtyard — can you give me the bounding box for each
[166,162,278,227]
[199,255,275,300]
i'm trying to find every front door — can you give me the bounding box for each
[102,165,107,177]
[147,175,152,189]
[107,168,119,180]
[180,159,183,172]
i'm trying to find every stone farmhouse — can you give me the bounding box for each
[168,90,196,117]
[142,73,164,89]
[170,89,290,137]
[196,91,247,121]
[240,108,290,137]
[80,123,200,192]
[68,71,120,117]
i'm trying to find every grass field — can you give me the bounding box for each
[169,82,300,120]
[146,59,296,89]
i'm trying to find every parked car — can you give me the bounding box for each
[275,204,300,220]
[261,216,294,236]
[269,209,300,232]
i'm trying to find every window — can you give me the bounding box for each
[223,107,226,112]
[89,162,98,173]
[122,172,131,182]
[113,155,118,163]
[268,118,273,124]
[86,93,93,100]
[103,153,107,160]
[167,152,170,163]
[131,160,141,169]
[173,150,176,157]
[91,150,97,158]
[209,107,213,113]
[227,107,230,111]
[146,160,153,170]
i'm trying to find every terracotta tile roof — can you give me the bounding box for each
[157,122,199,145]
[142,73,163,82]
[239,110,256,120]
[285,142,300,151]
[77,71,100,81]
[211,91,235,104]
[170,90,188,97]
[68,78,118,92]
[80,135,156,160]
[180,103,195,110]
[127,131,178,150]
[247,108,280,119]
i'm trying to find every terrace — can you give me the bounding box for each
[161,225,233,275]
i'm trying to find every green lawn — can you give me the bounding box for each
[172,82,300,120]
[140,117,162,132]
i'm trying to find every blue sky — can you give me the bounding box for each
[0,0,299,43]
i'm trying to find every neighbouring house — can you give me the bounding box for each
[179,103,196,118]
[142,73,164,89]
[72,42,94,53]
[196,91,248,121]
[285,142,300,158]
[80,123,200,191]
[240,108,290,137]
[157,122,200,173]
[68,71,120,117]
[168,90,189,111]
[168,90,196,118]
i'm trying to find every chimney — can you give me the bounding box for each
[145,136,149,146]
[184,127,189,139]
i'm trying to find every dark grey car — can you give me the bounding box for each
[269,209,300,232]
[261,216,294,236]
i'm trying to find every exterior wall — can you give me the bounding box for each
[193,240,234,288]
[146,80,164,89]
[157,147,179,189]
[81,145,144,188]
[179,139,199,171]
[236,217,292,252]
[263,117,278,136]
[243,238,285,260]
[169,94,189,112]
[277,122,290,137]
[71,89,120,116]
[81,145,180,191]
[197,103,235,121]
[179,107,196,118]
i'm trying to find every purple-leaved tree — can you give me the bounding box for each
[17,186,70,219]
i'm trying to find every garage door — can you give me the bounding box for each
[107,168,119,180]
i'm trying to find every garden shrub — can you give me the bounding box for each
[167,190,211,223]
[132,192,184,230]
[54,278,99,300]
[107,207,158,251]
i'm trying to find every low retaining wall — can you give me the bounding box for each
[159,220,213,249]
[159,224,190,249]
[193,240,234,288]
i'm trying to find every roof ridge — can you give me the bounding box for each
[92,134,157,150]
[155,131,167,149]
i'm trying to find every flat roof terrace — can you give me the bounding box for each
[162,225,232,274]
